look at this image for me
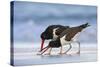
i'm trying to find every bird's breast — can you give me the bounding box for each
[60,35,72,46]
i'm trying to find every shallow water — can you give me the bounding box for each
[12,43,97,66]
[13,52,97,66]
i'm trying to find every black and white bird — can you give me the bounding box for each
[40,23,90,55]
[40,25,70,52]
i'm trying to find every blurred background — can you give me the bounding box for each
[13,1,97,45]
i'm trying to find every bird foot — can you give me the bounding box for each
[44,53,51,55]
[62,52,67,54]
[62,52,72,56]
[76,51,80,54]
[37,52,42,55]
[58,52,63,55]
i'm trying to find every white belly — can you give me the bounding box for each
[53,28,59,40]
[60,32,80,46]
[60,35,72,46]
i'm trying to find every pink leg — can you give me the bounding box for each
[63,43,72,54]
[76,41,80,54]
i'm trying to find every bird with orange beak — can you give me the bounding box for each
[40,23,90,55]
[40,25,70,52]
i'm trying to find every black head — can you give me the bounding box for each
[80,22,90,28]
[40,31,53,51]
[41,25,56,40]
[41,31,53,40]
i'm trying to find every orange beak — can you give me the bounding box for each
[40,38,45,51]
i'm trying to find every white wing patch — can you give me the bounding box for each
[60,34,77,46]
[53,28,59,40]
[60,35,67,46]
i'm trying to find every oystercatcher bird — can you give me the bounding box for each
[40,25,70,52]
[40,23,90,55]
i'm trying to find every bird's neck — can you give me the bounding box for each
[56,38,61,46]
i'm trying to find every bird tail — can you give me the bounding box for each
[65,26,70,28]
[79,22,90,28]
